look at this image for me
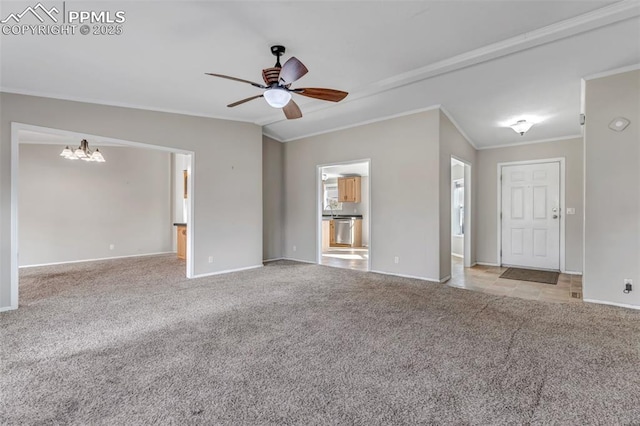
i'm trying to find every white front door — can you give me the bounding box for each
[501,162,560,270]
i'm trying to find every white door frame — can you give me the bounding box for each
[8,122,196,311]
[497,157,566,272]
[316,158,371,271]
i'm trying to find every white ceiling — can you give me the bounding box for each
[2,1,639,148]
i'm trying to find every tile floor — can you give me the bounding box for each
[448,256,583,303]
[321,247,369,271]
[319,251,582,304]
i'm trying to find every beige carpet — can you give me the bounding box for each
[1,255,639,424]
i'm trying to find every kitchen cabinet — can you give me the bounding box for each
[322,220,331,250]
[338,176,361,203]
[176,225,186,260]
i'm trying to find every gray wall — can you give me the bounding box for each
[263,136,284,261]
[439,112,477,279]
[19,144,172,266]
[283,110,441,280]
[0,93,263,310]
[584,69,639,307]
[475,137,584,272]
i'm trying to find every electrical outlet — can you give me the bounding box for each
[624,279,633,294]
[293,245,297,252]
[208,256,213,263]
[394,256,399,264]
[109,244,115,250]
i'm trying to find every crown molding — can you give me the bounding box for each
[274,105,442,143]
[439,107,477,150]
[477,134,583,150]
[0,87,255,124]
[582,63,640,81]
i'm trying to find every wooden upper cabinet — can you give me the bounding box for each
[337,176,361,203]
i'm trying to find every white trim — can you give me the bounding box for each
[370,269,440,283]
[583,299,640,311]
[450,156,473,268]
[476,262,500,267]
[316,159,372,272]
[0,306,17,313]
[0,88,255,124]
[282,257,317,265]
[478,134,582,150]
[440,275,451,283]
[563,270,583,276]
[19,252,176,268]
[440,107,477,149]
[7,123,196,311]
[451,253,464,258]
[261,131,284,143]
[582,63,640,81]
[280,105,442,142]
[262,257,284,263]
[497,158,566,272]
[191,264,263,279]
[470,262,478,267]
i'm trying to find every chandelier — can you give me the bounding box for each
[60,139,105,162]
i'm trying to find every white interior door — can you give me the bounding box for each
[501,162,560,270]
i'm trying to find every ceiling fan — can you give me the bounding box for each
[205,45,348,120]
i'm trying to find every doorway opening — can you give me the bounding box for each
[450,157,472,279]
[316,160,371,272]
[8,123,195,310]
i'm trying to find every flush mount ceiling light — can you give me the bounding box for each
[60,139,105,162]
[509,120,534,136]
[263,88,292,108]
[608,117,630,132]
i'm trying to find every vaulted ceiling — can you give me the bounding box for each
[1,1,639,147]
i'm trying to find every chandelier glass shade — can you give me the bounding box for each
[60,139,105,162]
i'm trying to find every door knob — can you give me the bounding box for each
[553,215,558,219]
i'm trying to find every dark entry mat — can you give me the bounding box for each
[500,267,559,285]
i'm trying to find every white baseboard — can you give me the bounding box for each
[583,298,639,311]
[470,262,478,267]
[18,251,176,268]
[0,305,17,313]
[192,264,263,279]
[475,262,500,267]
[370,269,440,283]
[439,275,451,283]
[263,257,284,263]
[451,253,464,258]
[282,257,317,265]
[562,270,583,276]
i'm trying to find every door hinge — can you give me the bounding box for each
[500,212,502,220]
[500,250,502,256]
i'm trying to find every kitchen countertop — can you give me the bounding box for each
[322,215,363,220]
[173,223,187,227]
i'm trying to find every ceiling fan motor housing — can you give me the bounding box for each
[262,67,281,85]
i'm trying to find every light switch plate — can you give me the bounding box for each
[566,208,575,215]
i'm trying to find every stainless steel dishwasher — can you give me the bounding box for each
[334,218,354,245]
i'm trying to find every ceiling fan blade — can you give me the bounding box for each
[205,73,267,89]
[282,99,302,120]
[295,88,348,102]
[278,57,308,85]
[227,94,264,108]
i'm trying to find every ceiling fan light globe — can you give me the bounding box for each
[263,88,291,108]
